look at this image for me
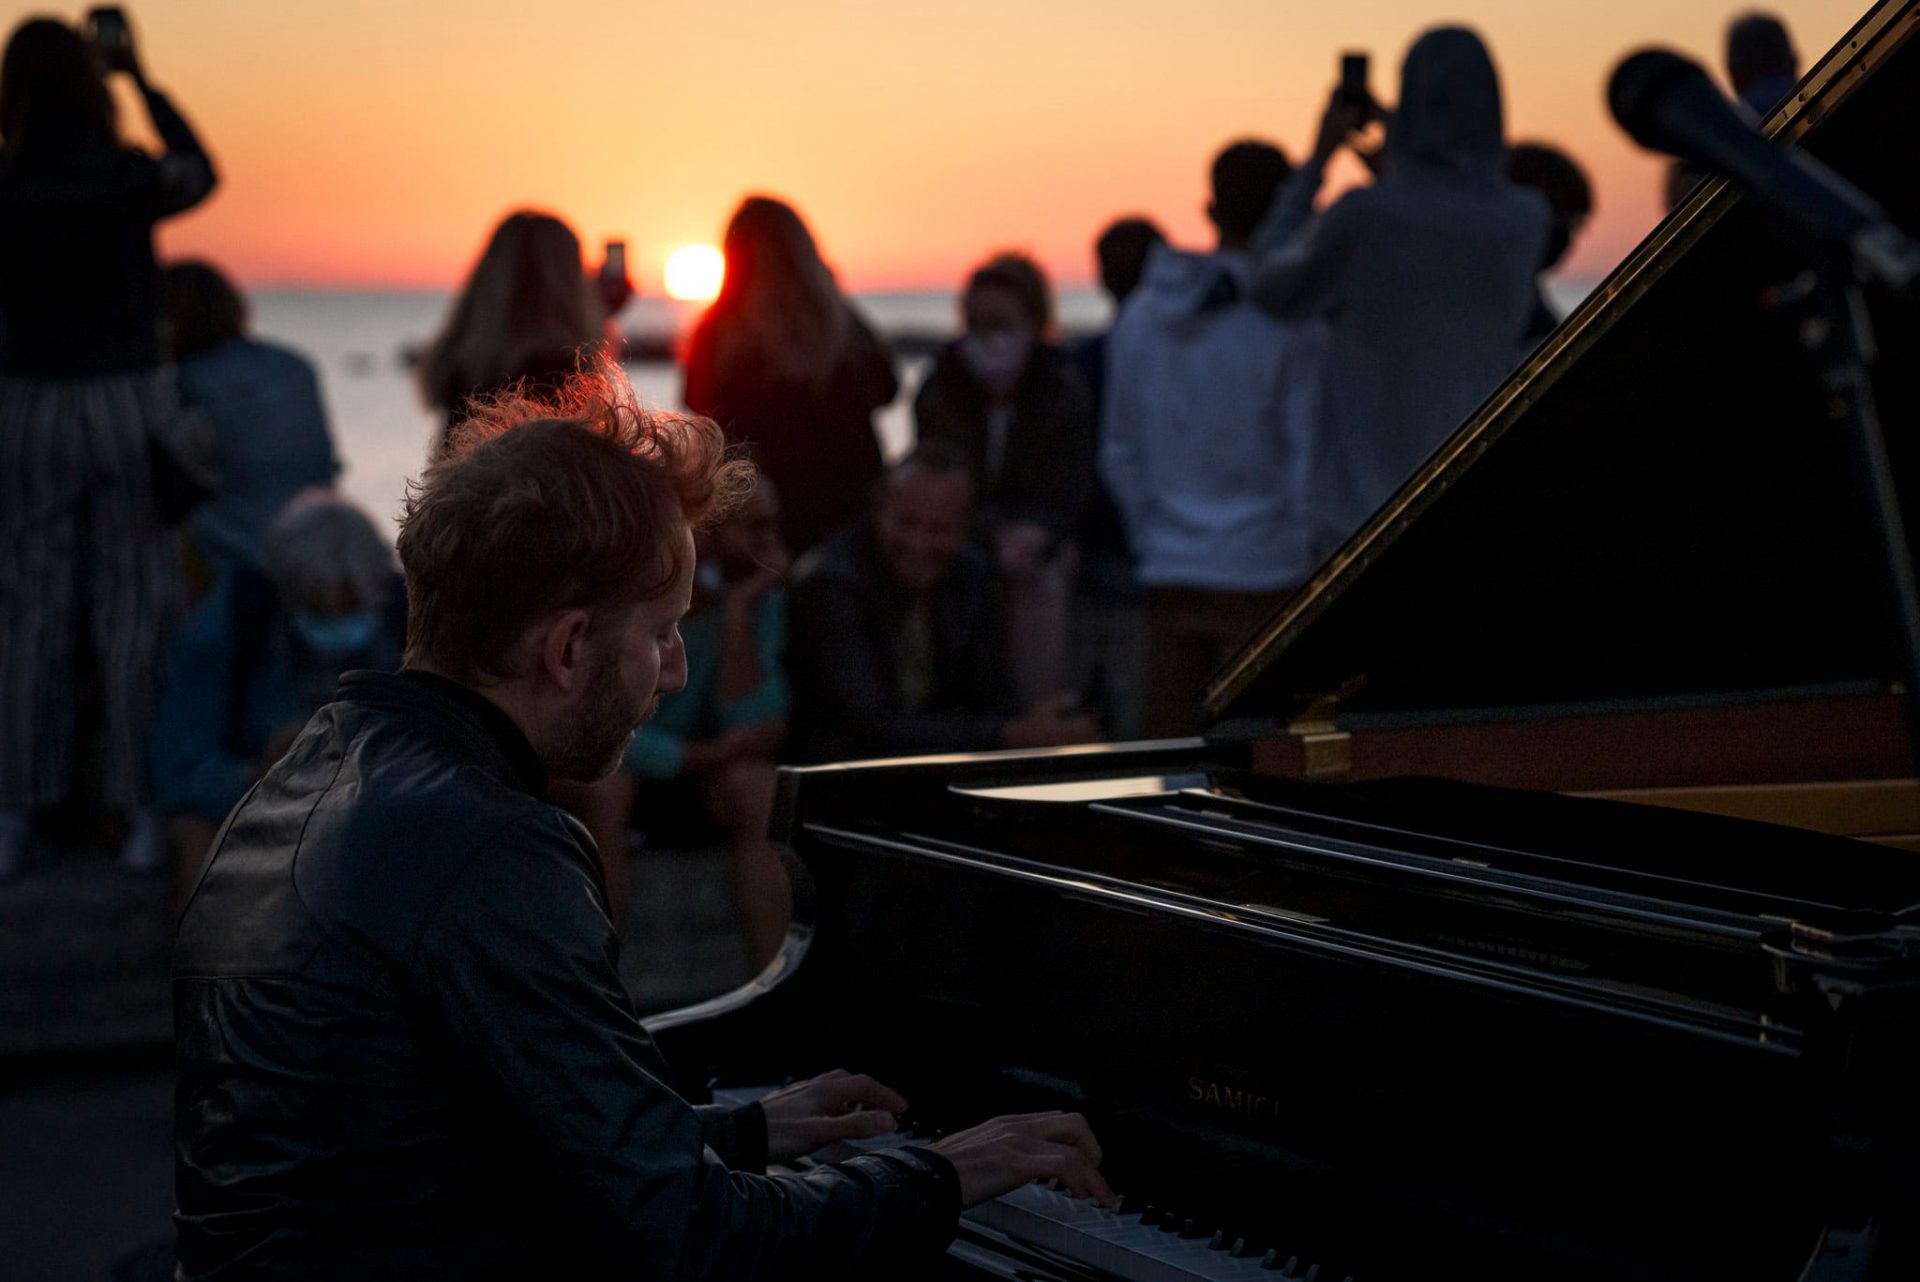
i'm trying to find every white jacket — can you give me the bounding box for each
[1099,246,1325,592]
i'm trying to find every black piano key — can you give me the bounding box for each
[1209,1230,1229,1250]
[1140,1204,1163,1226]
[1179,1217,1204,1239]
[1231,1237,1256,1259]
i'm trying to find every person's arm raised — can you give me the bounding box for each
[116,30,217,216]
[1246,92,1373,320]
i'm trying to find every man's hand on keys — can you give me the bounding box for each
[927,1110,1114,1209]
[760,1069,909,1163]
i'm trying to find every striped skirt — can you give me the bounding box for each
[0,369,184,809]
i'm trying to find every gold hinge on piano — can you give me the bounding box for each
[1288,697,1352,778]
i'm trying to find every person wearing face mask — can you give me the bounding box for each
[913,254,1096,709]
[149,489,404,894]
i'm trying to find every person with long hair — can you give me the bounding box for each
[683,196,898,555]
[419,210,608,453]
[1250,26,1547,562]
[0,13,217,878]
[423,213,637,914]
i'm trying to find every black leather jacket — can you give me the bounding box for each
[173,670,959,1279]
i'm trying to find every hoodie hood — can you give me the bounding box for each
[1100,242,1326,591]
[1385,26,1506,178]
[1129,243,1254,337]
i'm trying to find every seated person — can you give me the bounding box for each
[172,373,1109,1277]
[788,446,1097,763]
[151,489,404,890]
[161,261,341,584]
[555,478,792,969]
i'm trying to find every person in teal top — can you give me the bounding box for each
[621,579,787,780]
[555,477,792,968]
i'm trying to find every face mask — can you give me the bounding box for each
[959,329,1033,395]
[293,610,381,660]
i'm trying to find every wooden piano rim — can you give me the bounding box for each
[1577,778,1920,848]
[1244,691,1920,845]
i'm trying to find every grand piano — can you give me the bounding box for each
[647,3,1920,1278]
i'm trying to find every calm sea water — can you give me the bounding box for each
[250,281,1591,541]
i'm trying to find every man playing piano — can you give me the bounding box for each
[171,369,1111,1279]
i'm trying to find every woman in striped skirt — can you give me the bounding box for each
[0,16,217,876]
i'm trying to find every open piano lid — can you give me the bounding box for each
[1206,0,1920,739]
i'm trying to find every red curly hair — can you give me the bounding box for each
[398,361,753,682]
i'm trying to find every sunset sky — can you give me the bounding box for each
[22,0,1872,294]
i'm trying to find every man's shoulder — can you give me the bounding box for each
[183,698,581,973]
[309,700,572,886]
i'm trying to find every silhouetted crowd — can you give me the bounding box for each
[0,8,1802,959]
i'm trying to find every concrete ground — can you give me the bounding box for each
[0,844,754,1282]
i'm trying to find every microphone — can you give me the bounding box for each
[1608,49,1919,292]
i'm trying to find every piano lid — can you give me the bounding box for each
[1206,0,1920,731]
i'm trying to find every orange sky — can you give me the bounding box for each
[14,0,1871,293]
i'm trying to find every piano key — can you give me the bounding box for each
[968,1180,1299,1281]
[716,1085,1315,1281]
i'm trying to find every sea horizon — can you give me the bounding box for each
[249,277,1598,543]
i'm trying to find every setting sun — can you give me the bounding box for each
[663,244,725,302]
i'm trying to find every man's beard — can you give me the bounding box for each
[544,641,656,782]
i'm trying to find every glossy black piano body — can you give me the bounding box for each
[648,4,1920,1278]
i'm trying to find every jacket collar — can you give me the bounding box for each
[336,669,549,796]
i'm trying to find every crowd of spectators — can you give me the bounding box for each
[0,8,1804,965]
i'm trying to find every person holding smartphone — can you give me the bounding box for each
[1248,27,1548,565]
[0,10,218,878]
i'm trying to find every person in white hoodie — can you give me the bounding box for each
[1100,140,1327,737]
